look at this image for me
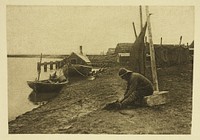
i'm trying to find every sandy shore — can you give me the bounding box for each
[9,64,193,134]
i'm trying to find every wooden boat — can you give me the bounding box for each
[27,79,68,93]
[67,64,93,77]
[63,47,93,77]
[28,53,69,93]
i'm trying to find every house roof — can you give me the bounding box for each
[71,52,91,63]
[115,43,133,53]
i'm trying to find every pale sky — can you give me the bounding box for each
[7,6,194,55]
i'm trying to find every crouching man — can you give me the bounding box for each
[104,68,153,110]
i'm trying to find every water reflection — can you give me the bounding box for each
[28,91,59,105]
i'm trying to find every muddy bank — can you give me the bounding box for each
[9,64,193,134]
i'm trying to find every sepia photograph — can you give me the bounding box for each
[1,0,200,138]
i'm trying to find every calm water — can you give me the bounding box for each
[8,57,62,121]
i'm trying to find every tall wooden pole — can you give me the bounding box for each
[145,6,159,92]
[132,22,138,38]
[140,5,143,31]
[37,53,42,81]
[179,36,182,46]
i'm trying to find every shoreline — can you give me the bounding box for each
[8,64,193,134]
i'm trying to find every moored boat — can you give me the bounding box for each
[27,79,68,93]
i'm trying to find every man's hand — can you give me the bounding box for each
[103,100,121,110]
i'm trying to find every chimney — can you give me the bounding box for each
[80,46,83,54]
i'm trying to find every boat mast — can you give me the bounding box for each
[37,53,42,81]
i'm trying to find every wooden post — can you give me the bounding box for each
[50,61,53,70]
[179,36,182,46]
[160,37,162,46]
[58,61,62,68]
[60,60,64,68]
[139,5,143,31]
[37,62,41,72]
[44,62,47,72]
[132,22,138,39]
[145,6,159,92]
[55,61,58,69]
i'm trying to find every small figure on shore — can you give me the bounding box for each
[104,68,153,110]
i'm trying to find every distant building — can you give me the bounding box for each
[106,48,115,55]
[115,43,132,54]
[115,42,190,66]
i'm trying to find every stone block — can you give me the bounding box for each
[143,91,170,106]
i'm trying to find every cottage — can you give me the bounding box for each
[68,46,92,66]
[64,46,92,77]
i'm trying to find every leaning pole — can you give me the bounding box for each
[145,6,159,92]
[142,6,170,106]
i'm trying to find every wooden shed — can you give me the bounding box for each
[63,46,92,77]
[68,46,92,66]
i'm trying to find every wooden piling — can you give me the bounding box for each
[160,37,162,46]
[44,62,47,72]
[50,61,53,70]
[58,61,62,68]
[55,61,58,69]
[37,62,41,72]
[179,36,182,46]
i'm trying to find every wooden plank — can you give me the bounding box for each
[143,91,170,106]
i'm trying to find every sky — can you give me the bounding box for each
[6,6,194,55]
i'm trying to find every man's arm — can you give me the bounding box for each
[120,76,138,106]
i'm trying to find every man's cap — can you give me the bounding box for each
[118,68,132,77]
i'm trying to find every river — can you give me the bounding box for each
[8,57,62,121]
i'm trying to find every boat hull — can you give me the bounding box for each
[63,64,92,77]
[27,80,68,93]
